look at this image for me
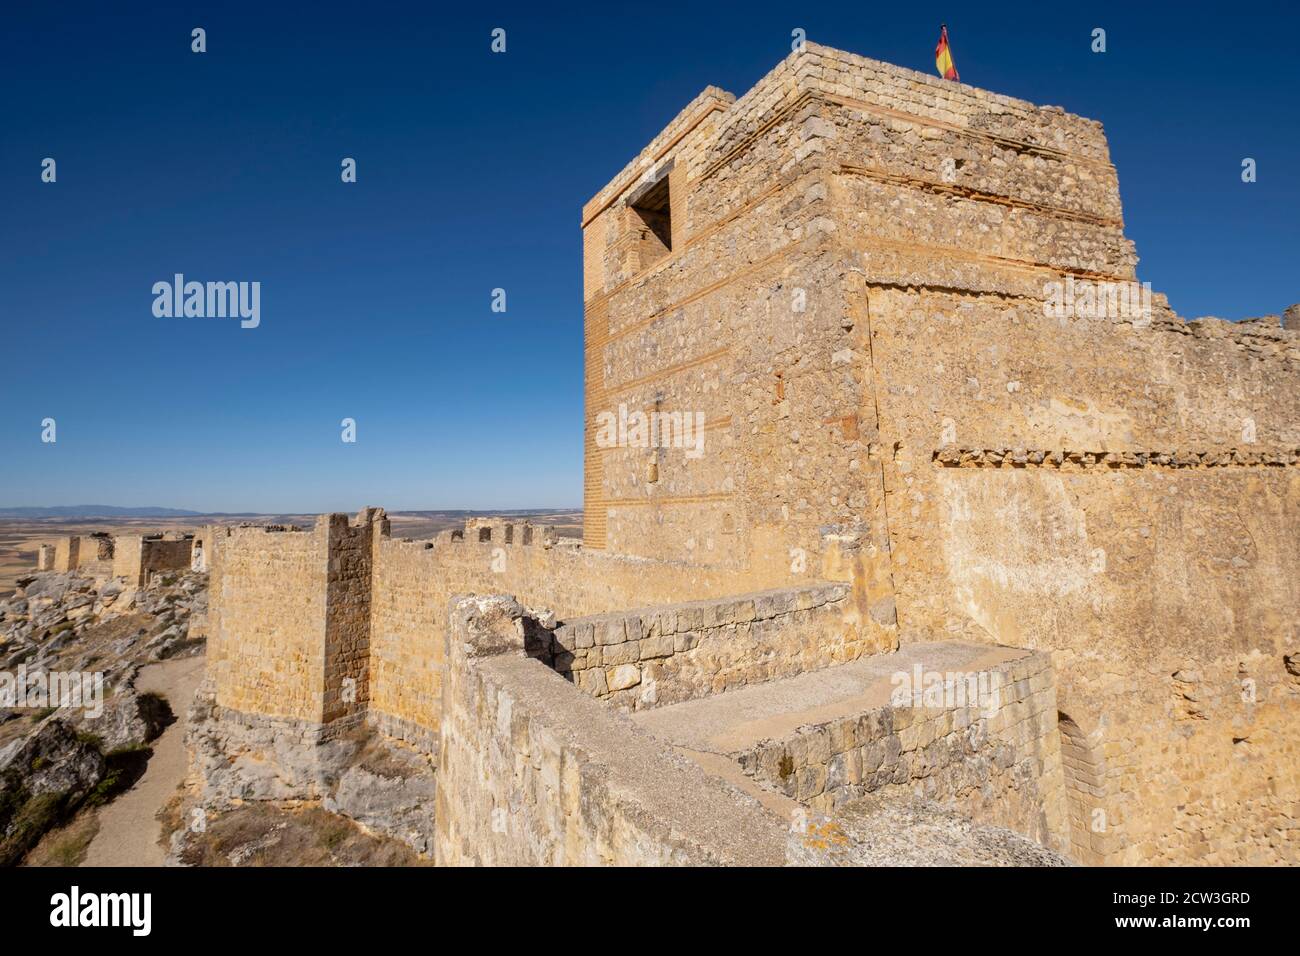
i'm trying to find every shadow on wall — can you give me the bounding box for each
[1057,711,1109,865]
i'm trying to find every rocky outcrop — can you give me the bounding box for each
[183,691,437,857]
[91,685,172,753]
[0,569,208,681]
[0,567,208,864]
[323,749,437,856]
[0,718,106,866]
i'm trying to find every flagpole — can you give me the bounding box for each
[942,23,959,83]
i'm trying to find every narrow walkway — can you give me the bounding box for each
[82,655,205,867]
[630,641,1027,817]
[632,641,1025,753]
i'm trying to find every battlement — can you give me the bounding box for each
[196,42,1299,866]
[39,529,196,585]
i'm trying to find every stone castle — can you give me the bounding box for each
[186,43,1298,865]
[38,531,197,587]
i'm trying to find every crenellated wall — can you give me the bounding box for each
[577,41,1299,865]
[365,520,877,748]
[42,530,192,584]
[197,41,1298,865]
[205,510,877,759]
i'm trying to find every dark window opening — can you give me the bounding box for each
[630,175,672,268]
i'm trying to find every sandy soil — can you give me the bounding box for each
[81,655,206,867]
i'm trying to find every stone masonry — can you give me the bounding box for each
[196,42,1299,865]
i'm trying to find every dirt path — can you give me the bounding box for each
[81,656,205,867]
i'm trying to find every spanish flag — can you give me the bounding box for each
[935,24,959,81]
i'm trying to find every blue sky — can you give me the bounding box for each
[2,1,1295,512]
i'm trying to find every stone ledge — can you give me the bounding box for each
[933,446,1300,469]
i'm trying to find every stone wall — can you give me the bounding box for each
[323,513,377,724]
[548,584,862,710]
[575,41,1299,865]
[580,46,890,629]
[366,521,873,748]
[206,523,330,723]
[736,650,1066,849]
[109,535,193,586]
[53,536,80,572]
[46,533,115,575]
[435,595,790,865]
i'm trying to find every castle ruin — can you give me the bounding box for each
[38,531,196,587]
[193,44,1300,865]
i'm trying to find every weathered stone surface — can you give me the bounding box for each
[183,40,1300,867]
[323,755,437,855]
[787,796,1071,867]
[80,687,171,753]
[0,718,106,865]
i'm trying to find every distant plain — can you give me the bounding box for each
[0,510,582,596]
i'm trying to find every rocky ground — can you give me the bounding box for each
[161,799,428,866]
[0,569,207,865]
[1,567,429,866]
[174,712,437,864]
[786,795,1072,866]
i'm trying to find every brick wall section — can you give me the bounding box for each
[435,595,789,865]
[736,651,1067,851]
[549,584,858,710]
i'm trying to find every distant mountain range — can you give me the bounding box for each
[0,506,204,518]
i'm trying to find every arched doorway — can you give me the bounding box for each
[1057,711,1107,865]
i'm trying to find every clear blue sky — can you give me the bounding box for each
[2,1,1295,512]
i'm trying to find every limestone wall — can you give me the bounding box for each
[53,536,80,572]
[548,584,863,710]
[736,649,1067,850]
[206,523,329,722]
[322,514,376,724]
[103,534,193,586]
[853,255,1299,866]
[580,44,882,606]
[109,536,142,581]
[367,523,868,748]
[435,596,790,866]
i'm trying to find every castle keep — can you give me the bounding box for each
[196,44,1300,865]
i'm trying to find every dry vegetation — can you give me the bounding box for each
[162,799,430,867]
